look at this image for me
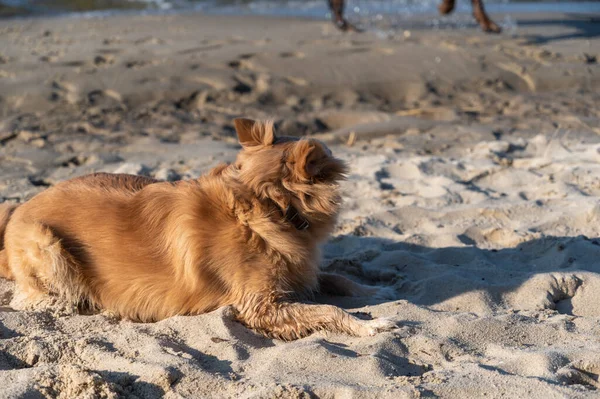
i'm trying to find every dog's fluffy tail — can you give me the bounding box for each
[0,203,18,279]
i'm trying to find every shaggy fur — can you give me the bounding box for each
[0,119,395,340]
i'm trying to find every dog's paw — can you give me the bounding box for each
[10,289,76,316]
[361,317,397,336]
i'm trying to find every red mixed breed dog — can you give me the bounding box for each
[0,119,395,340]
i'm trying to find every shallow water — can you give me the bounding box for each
[1,0,600,19]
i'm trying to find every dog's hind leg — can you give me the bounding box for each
[471,0,501,33]
[5,220,86,312]
[328,0,359,31]
[235,295,396,340]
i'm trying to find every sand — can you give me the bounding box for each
[1,10,600,398]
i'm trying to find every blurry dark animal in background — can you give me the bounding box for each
[328,0,501,33]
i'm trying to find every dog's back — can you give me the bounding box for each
[2,173,163,309]
[2,172,252,320]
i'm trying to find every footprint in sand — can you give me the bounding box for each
[232,77,255,95]
[39,50,64,63]
[134,36,166,46]
[102,37,122,45]
[506,273,585,315]
[558,360,600,389]
[227,53,264,72]
[49,81,78,104]
[125,60,155,69]
[87,89,125,110]
[332,47,371,56]
[284,76,308,87]
[178,44,222,55]
[97,48,123,55]
[279,51,305,59]
[227,59,255,71]
[61,60,87,68]
[93,54,115,67]
[39,54,59,63]
[187,75,229,91]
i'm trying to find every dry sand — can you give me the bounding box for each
[1,10,600,398]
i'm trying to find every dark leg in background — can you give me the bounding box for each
[471,0,501,33]
[328,0,358,31]
[328,0,499,34]
[439,0,456,15]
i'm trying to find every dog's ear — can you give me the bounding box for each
[233,118,275,148]
[291,140,320,179]
[290,140,347,182]
[303,146,321,177]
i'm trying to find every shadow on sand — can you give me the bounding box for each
[318,233,600,314]
[519,13,600,45]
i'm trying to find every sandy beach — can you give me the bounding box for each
[1,9,600,398]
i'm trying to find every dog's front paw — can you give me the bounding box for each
[11,290,76,316]
[361,317,397,336]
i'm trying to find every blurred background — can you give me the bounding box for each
[2,0,600,22]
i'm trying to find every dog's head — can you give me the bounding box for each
[230,118,347,225]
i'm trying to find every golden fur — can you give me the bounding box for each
[0,119,394,340]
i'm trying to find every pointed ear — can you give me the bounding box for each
[233,118,275,148]
[290,140,347,182]
[233,118,257,146]
[291,140,319,180]
[304,146,321,177]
